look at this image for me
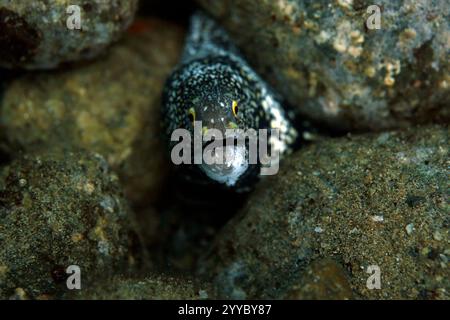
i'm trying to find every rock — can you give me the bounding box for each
[0,18,185,208]
[284,259,353,300]
[0,0,138,69]
[70,274,207,299]
[198,0,450,131]
[0,150,142,299]
[199,126,449,299]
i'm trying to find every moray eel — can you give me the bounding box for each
[162,12,298,191]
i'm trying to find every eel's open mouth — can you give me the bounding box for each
[199,143,248,187]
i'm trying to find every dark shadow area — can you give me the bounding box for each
[0,68,17,166]
[139,0,197,24]
[148,164,249,273]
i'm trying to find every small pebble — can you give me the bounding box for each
[314,227,324,233]
[405,223,414,235]
[371,215,384,222]
[433,231,443,241]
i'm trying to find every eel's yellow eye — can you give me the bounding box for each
[232,100,239,117]
[188,107,196,122]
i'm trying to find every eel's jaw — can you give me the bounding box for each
[199,144,248,187]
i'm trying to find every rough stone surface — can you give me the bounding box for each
[0,0,138,69]
[70,274,207,300]
[284,258,354,300]
[199,126,449,299]
[198,0,450,131]
[0,150,142,299]
[0,19,185,208]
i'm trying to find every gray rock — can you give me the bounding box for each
[199,126,449,299]
[0,0,138,69]
[198,0,450,131]
[70,274,208,300]
[284,258,354,300]
[0,150,142,299]
[0,18,185,209]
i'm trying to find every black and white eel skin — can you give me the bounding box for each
[162,12,298,192]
